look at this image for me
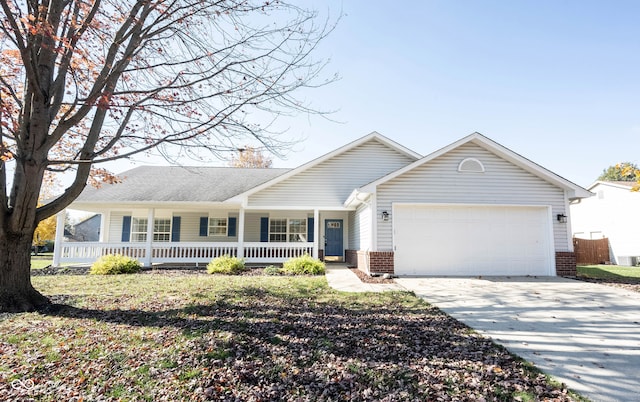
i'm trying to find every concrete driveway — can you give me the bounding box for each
[395,276,640,402]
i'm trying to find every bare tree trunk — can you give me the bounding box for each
[0,230,49,312]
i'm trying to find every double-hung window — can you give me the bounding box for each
[131,218,148,242]
[270,218,307,242]
[130,217,172,242]
[288,219,307,242]
[153,218,171,242]
[209,218,228,236]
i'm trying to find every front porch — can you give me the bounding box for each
[54,241,316,266]
[52,206,349,267]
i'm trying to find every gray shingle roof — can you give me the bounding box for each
[75,166,290,203]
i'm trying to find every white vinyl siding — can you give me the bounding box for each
[347,211,356,248]
[349,202,371,251]
[108,211,127,242]
[178,213,207,242]
[376,143,568,251]
[248,139,416,207]
[244,213,263,242]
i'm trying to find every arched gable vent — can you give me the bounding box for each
[457,158,485,173]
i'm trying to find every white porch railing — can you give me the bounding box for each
[59,242,147,263]
[243,242,314,263]
[58,241,314,265]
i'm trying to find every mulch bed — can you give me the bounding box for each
[349,267,395,284]
[575,276,640,293]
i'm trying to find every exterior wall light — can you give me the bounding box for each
[381,211,390,221]
[556,214,567,223]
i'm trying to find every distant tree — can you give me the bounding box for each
[229,147,273,168]
[32,216,56,249]
[597,162,640,192]
[597,162,640,181]
[33,173,59,250]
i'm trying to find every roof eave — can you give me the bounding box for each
[343,189,373,208]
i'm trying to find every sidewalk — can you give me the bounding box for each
[325,264,404,292]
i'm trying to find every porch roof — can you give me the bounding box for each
[73,166,290,205]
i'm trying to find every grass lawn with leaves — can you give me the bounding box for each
[577,264,640,279]
[1,272,580,401]
[577,264,640,293]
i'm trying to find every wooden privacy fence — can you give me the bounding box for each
[573,238,610,265]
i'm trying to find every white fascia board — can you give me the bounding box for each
[244,205,356,211]
[227,131,422,204]
[69,201,238,212]
[359,132,593,200]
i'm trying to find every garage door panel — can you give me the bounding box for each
[394,205,553,276]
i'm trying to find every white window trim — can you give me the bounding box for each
[208,217,228,237]
[457,157,485,173]
[131,217,148,243]
[269,217,308,243]
[153,218,172,242]
[131,217,173,242]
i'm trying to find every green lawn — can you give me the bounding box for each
[577,264,640,280]
[30,258,53,269]
[0,273,580,401]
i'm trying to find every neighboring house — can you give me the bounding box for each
[53,132,592,276]
[571,181,640,265]
[66,214,101,242]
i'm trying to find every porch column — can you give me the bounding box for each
[313,209,319,259]
[52,210,66,267]
[237,207,245,259]
[99,211,108,242]
[144,209,154,266]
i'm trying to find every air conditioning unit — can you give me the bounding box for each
[617,256,638,266]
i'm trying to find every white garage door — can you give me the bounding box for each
[394,204,554,276]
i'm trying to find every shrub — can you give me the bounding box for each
[282,254,325,275]
[263,265,282,276]
[207,255,245,275]
[90,254,141,275]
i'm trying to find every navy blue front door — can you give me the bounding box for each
[324,219,343,257]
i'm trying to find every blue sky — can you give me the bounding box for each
[127,1,640,188]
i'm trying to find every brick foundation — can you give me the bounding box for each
[347,250,395,274]
[369,251,394,274]
[346,249,576,277]
[345,249,358,267]
[555,251,576,276]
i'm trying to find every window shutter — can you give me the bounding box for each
[171,216,181,242]
[228,217,237,237]
[260,217,269,242]
[199,217,208,237]
[121,216,131,242]
[307,217,314,242]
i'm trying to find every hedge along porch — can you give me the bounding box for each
[55,132,591,275]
